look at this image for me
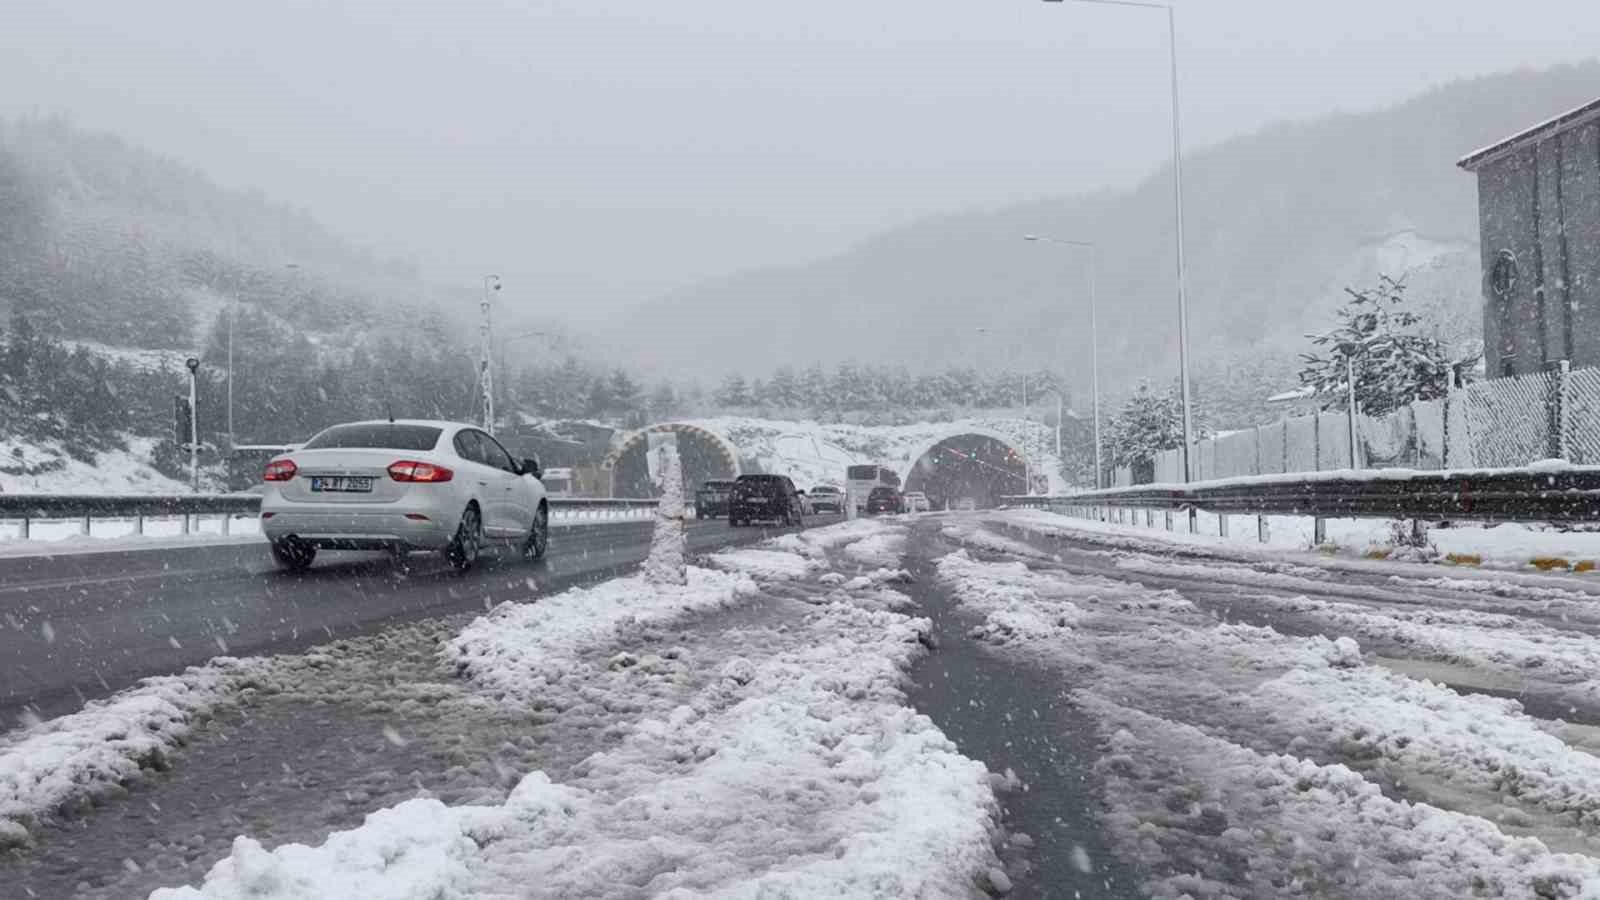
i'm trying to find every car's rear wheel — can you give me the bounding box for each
[523,504,549,561]
[270,538,316,572]
[447,505,482,571]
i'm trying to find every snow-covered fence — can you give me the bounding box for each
[0,494,663,541]
[1134,364,1600,485]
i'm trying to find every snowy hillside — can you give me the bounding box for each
[0,436,190,495]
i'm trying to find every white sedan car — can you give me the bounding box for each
[259,420,549,572]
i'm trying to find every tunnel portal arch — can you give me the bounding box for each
[604,423,742,498]
[901,430,1028,510]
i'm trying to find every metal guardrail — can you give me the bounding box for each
[0,494,662,539]
[1001,466,1600,541]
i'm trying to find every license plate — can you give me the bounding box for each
[311,476,374,493]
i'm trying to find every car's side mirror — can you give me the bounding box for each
[522,457,543,479]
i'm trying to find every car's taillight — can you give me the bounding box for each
[263,459,297,482]
[388,460,453,483]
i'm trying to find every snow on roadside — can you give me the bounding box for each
[0,657,274,848]
[1086,696,1600,899]
[441,566,756,700]
[156,582,1003,898]
[705,547,820,581]
[939,518,1058,560]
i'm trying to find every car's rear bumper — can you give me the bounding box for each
[729,502,786,520]
[261,509,453,550]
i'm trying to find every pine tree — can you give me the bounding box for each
[1105,380,1187,469]
[715,373,751,407]
[1299,275,1469,418]
[768,366,799,407]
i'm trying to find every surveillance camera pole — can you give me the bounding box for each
[185,357,200,493]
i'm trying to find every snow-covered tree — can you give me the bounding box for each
[1298,275,1472,418]
[715,372,751,407]
[1104,379,1193,470]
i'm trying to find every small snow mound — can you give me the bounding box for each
[720,657,756,685]
[817,572,847,586]
[1323,636,1363,668]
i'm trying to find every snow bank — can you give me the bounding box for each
[0,435,192,495]
[0,657,272,847]
[1089,698,1600,899]
[705,548,820,581]
[157,601,1001,898]
[441,566,756,700]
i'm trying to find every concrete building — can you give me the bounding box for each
[1459,97,1600,377]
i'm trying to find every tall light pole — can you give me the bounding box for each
[1040,0,1194,483]
[1025,234,1102,489]
[975,326,1033,494]
[480,275,501,434]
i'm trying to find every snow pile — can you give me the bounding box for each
[642,443,688,586]
[939,520,1057,560]
[1088,697,1600,899]
[841,530,908,567]
[935,550,1088,644]
[705,548,820,581]
[1258,663,1600,826]
[442,566,756,700]
[767,515,898,560]
[157,601,1002,898]
[0,657,271,847]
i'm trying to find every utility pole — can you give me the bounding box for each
[185,357,200,492]
[480,275,501,434]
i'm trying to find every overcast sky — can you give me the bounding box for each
[7,0,1598,328]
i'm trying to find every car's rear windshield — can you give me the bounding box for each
[847,465,879,479]
[302,424,443,451]
[812,486,840,493]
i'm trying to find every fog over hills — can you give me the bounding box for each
[614,62,1600,400]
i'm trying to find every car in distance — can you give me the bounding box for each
[259,420,549,572]
[865,486,904,516]
[695,478,736,519]
[728,474,805,527]
[808,485,844,514]
[903,490,931,512]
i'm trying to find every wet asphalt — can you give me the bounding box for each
[901,522,1145,899]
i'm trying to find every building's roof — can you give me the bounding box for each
[1458,95,1600,171]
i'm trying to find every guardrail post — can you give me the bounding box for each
[134,514,145,536]
[1145,508,1154,528]
[20,517,29,540]
[181,514,191,536]
[1257,515,1269,543]
[1164,510,1173,531]
[1187,508,1197,533]
[221,514,231,536]
[1218,513,1229,538]
[1313,517,1327,545]
[80,514,91,537]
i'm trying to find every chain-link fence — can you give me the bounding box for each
[1567,366,1600,465]
[1123,363,1600,486]
[1461,369,1554,469]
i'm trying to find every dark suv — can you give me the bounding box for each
[865,486,904,515]
[729,474,805,527]
[695,479,736,519]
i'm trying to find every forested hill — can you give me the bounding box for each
[0,115,428,350]
[618,61,1600,394]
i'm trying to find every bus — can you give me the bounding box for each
[846,464,901,513]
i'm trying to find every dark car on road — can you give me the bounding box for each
[807,485,844,514]
[695,478,736,519]
[866,486,904,515]
[729,474,805,527]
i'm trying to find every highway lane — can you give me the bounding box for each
[0,516,837,723]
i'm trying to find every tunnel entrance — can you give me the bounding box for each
[904,433,1027,510]
[606,424,740,498]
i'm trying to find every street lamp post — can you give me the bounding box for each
[1040,0,1194,484]
[1025,235,1102,489]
